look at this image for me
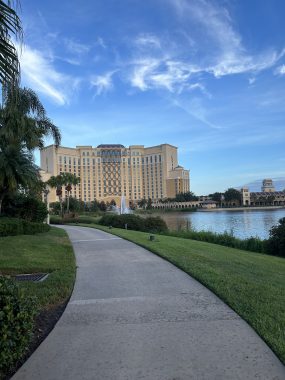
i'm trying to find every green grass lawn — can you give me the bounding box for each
[0,227,76,308]
[77,223,285,364]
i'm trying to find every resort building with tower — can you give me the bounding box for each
[40,143,190,205]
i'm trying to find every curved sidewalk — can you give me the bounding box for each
[13,226,285,380]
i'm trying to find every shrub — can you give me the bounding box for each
[0,217,50,237]
[99,214,168,233]
[144,216,168,233]
[0,277,37,374]
[266,217,285,257]
[3,194,48,222]
[166,229,266,254]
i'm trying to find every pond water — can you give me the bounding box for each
[154,209,285,239]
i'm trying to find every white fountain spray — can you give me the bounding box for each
[120,195,129,214]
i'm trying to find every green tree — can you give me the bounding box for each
[138,198,147,209]
[60,172,80,214]
[0,143,39,214]
[0,0,22,85]
[146,197,152,209]
[99,200,107,212]
[46,175,65,217]
[0,86,60,150]
[224,188,241,204]
[210,192,223,203]
[267,217,285,257]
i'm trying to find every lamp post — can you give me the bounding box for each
[43,187,50,224]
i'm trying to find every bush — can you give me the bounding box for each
[166,229,266,254]
[266,217,285,257]
[99,214,168,233]
[0,217,50,237]
[3,194,48,222]
[0,277,37,374]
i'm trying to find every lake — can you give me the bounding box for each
[154,208,285,239]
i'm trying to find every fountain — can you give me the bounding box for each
[120,195,129,214]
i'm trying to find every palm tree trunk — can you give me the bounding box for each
[67,192,70,214]
[59,196,63,218]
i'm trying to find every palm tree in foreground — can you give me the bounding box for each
[0,141,39,214]
[0,0,22,85]
[0,85,61,149]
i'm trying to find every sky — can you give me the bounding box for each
[19,0,285,194]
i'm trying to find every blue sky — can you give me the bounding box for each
[20,0,285,194]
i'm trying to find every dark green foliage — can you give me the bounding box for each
[166,229,266,254]
[0,217,50,237]
[224,188,241,203]
[3,194,48,222]
[144,216,168,233]
[266,217,285,257]
[0,277,37,374]
[99,214,168,233]
[50,215,96,225]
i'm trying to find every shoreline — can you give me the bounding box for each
[199,206,285,212]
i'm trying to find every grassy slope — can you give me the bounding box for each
[0,227,76,308]
[78,223,285,364]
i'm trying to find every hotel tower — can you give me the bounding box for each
[40,143,190,205]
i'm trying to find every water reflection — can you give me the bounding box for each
[155,209,285,239]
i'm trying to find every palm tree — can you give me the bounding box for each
[61,173,80,214]
[46,175,65,217]
[0,141,39,214]
[0,86,61,149]
[0,0,22,86]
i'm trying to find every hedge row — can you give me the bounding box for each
[99,214,168,233]
[0,218,50,237]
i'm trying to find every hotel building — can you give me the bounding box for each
[40,143,190,205]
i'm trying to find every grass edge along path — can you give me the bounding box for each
[0,227,76,308]
[0,227,76,379]
[74,223,285,365]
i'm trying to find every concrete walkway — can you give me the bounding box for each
[13,226,285,380]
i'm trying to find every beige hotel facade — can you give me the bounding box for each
[40,143,190,205]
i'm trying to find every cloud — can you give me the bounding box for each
[19,44,79,105]
[91,71,116,95]
[168,0,285,77]
[171,97,220,129]
[274,64,285,75]
[135,33,161,49]
[96,37,107,49]
[64,38,90,55]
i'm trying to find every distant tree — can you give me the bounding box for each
[47,175,65,217]
[61,173,80,214]
[224,188,241,204]
[146,197,152,209]
[175,192,198,202]
[138,198,147,209]
[99,200,107,212]
[210,192,223,203]
[110,199,116,206]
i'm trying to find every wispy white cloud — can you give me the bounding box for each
[96,37,107,49]
[91,71,116,95]
[274,64,285,75]
[135,33,161,49]
[64,38,90,55]
[171,97,220,129]
[166,0,285,77]
[19,44,80,105]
